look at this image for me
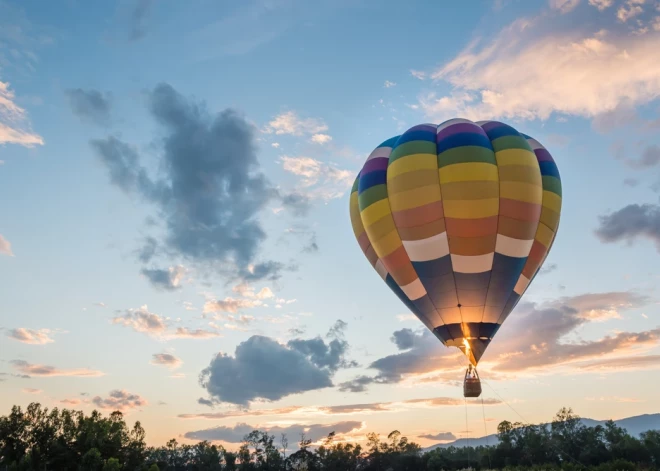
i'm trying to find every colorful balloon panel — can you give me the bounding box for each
[349,119,562,366]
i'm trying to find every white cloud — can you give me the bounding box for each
[0,234,14,256]
[112,305,219,339]
[384,80,397,88]
[6,328,55,345]
[310,133,332,144]
[588,0,613,10]
[264,111,328,136]
[271,142,280,148]
[617,0,644,22]
[280,156,354,201]
[549,0,581,14]
[203,297,264,314]
[417,18,660,125]
[410,70,427,80]
[0,81,44,147]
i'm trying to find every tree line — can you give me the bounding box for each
[1,403,659,470]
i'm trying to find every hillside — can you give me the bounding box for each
[424,413,660,451]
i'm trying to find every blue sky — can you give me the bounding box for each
[1,0,660,449]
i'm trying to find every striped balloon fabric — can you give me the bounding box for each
[349,119,562,366]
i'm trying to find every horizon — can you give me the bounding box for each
[2,0,660,452]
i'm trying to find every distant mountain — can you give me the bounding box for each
[424,413,660,452]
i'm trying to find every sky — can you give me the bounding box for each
[1,0,660,451]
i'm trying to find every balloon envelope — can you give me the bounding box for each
[349,119,562,366]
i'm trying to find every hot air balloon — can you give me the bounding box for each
[349,119,562,397]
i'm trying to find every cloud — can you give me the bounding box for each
[310,133,332,144]
[151,353,183,369]
[6,328,55,345]
[623,178,640,187]
[617,0,644,22]
[203,297,264,314]
[595,203,660,251]
[539,263,558,275]
[586,396,643,403]
[410,70,427,80]
[280,192,312,216]
[92,390,148,411]
[486,292,656,372]
[184,421,363,444]
[112,305,220,339]
[65,88,112,126]
[620,145,660,169]
[418,432,457,441]
[264,111,328,136]
[0,234,14,256]
[280,156,353,201]
[588,0,614,11]
[140,265,186,291]
[60,398,83,405]
[22,388,42,394]
[179,396,501,421]
[0,81,44,147]
[384,80,397,88]
[198,397,215,407]
[11,360,104,377]
[199,323,355,406]
[92,83,297,283]
[128,0,153,41]
[417,17,660,124]
[549,0,581,14]
[578,354,660,371]
[112,305,167,335]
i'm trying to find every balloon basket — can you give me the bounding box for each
[463,366,482,398]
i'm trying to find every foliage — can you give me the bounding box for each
[0,403,659,470]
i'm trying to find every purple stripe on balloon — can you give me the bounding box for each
[479,121,504,132]
[436,123,486,143]
[361,156,389,174]
[534,149,554,163]
[406,124,438,133]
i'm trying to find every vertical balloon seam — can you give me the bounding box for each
[478,120,503,347]
[434,120,470,352]
[493,133,547,327]
[385,127,450,335]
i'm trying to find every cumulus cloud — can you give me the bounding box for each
[11,360,104,377]
[588,0,614,11]
[0,234,14,256]
[112,305,220,339]
[184,421,363,444]
[416,16,660,125]
[310,133,332,144]
[6,328,55,344]
[140,265,186,291]
[92,389,148,411]
[65,88,112,126]
[280,156,353,201]
[263,110,328,136]
[92,83,303,284]
[199,322,355,406]
[595,203,660,251]
[151,353,183,369]
[0,81,43,147]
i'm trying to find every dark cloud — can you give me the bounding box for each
[623,178,639,187]
[303,234,319,253]
[326,319,348,339]
[539,263,557,275]
[595,203,660,251]
[625,145,660,169]
[65,88,112,126]
[391,328,416,350]
[287,327,306,336]
[92,389,148,411]
[199,324,355,406]
[92,83,305,284]
[141,266,185,291]
[128,0,153,41]
[198,397,214,407]
[183,421,363,444]
[419,432,457,441]
[281,192,311,217]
